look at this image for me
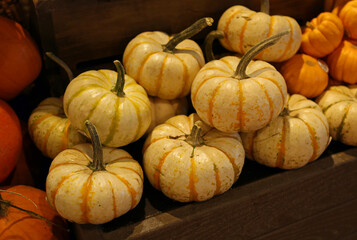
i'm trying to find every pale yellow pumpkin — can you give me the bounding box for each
[241,94,330,169]
[123,18,212,100]
[147,96,188,134]
[316,85,357,146]
[46,121,144,224]
[28,97,87,159]
[143,113,245,202]
[217,1,301,62]
[63,61,151,148]
[191,32,288,133]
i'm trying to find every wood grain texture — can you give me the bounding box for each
[31,0,324,74]
[73,143,357,240]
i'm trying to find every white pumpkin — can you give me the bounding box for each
[241,94,330,169]
[46,121,144,224]
[63,61,151,148]
[123,18,212,100]
[143,113,245,202]
[316,85,357,146]
[146,96,188,134]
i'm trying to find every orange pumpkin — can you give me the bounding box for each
[0,16,42,100]
[0,99,22,183]
[0,185,68,239]
[280,54,329,98]
[326,39,357,84]
[339,0,357,39]
[300,12,344,58]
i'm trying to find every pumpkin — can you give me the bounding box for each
[0,16,42,100]
[147,96,188,134]
[191,32,288,133]
[0,185,68,239]
[316,85,357,146]
[46,121,144,224]
[300,12,344,58]
[143,113,245,202]
[63,60,151,148]
[279,54,329,98]
[339,0,357,39]
[217,0,301,62]
[123,18,212,100]
[241,94,330,169]
[326,39,357,84]
[28,97,88,159]
[0,99,22,183]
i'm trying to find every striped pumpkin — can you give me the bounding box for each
[46,121,144,224]
[28,97,87,159]
[63,61,151,148]
[123,18,212,100]
[143,113,245,202]
[316,85,357,146]
[217,4,301,62]
[241,94,330,169]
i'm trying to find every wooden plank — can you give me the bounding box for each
[31,0,324,74]
[73,144,357,240]
[254,199,357,240]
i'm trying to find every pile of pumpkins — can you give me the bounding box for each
[1,0,357,234]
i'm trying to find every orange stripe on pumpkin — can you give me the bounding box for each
[136,51,161,84]
[276,18,294,62]
[61,119,71,151]
[189,157,198,201]
[42,118,62,157]
[256,16,275,59]
[80,173,93,223]
[239,12,256,54]
[223,9,242,51]
[276,118,287,168]
[237,80,245,131]
[208,80,229,126]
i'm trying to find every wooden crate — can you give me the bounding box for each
[25,0,357,239]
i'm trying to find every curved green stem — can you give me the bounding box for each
[203,30,224,62]
[163,17,214,53]
[85,121,106,171]
[111,60,126,97]
[185,121,205,157]
[233,30,290,80]
[260,0,270,15]
[45,52,73,82]
[0,194,69,232]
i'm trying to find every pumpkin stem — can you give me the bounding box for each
[204,30,224,62]
[185,121,205,157]
[163,17,214,53]
[260,0,270,14]
[233,31,290,80]
[111,60,126,97]
[0,193,69,232]
[45,52,74,82]
[279,107,290,116]
[305,21,315,29]
[85,121,106,171]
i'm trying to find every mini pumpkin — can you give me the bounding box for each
[147,96,188,134]
[123,18,212,100]
[338,0,357,39]
[217,0,301,62]
[28,97,88,159]
[316,85,357,146]
[279,54,329,98]
[63,60,151,147]
[300,12,344,58]
[46,121,144,224]
[241,94,330,169]
[0,185,68,240]
[326,39,357,84]
[191,32,288,133]
[143,113,245,202]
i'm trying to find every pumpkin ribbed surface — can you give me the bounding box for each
[123,31,205,99]
[339,0,357,39]
[316,85,357,146]
[241,94,330,169]
[300,12,344,58]
[217,5,301,62]
[28,97,87,159]
[46,144,144,224]
[63,69,151,147]
[143,113,245,202]
[191,55,287,133]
